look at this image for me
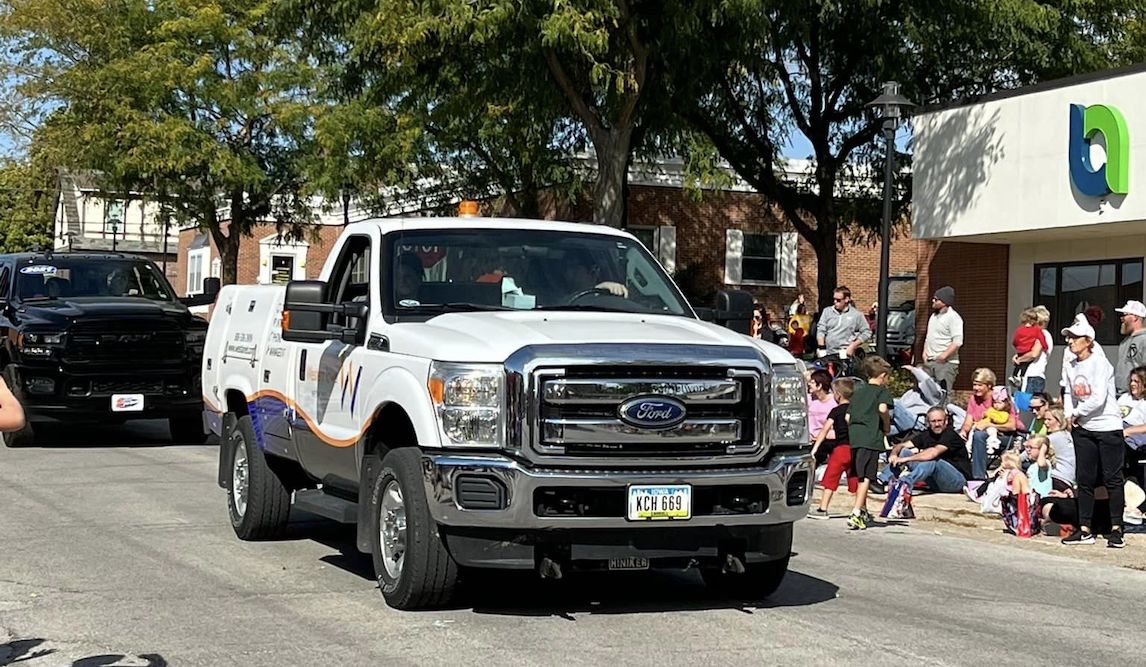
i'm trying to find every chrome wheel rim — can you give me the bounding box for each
[379,480,407,581]
[231,440,249,518]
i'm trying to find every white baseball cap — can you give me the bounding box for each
[1116,300,1146,318]
[1062,319,1095,340]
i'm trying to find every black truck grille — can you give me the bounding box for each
[64,322,185,364]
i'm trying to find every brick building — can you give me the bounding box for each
[174,170,921,325]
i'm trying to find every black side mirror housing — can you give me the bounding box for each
[203,277,221,300]
[713,289,754,335]
[281,280,369,345]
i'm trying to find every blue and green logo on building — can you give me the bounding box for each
[1069,103,1129,197]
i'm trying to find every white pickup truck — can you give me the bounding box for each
[202,216,812,609]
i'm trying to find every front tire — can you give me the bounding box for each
[2,366,35,448]
[702,556,790,601]
[370,447,459,610]
[225,414,291,540]
[169,413,208,444]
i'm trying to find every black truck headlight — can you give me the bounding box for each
[19,332,63,357]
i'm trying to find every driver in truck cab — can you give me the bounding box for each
[562,249,628,298]
[395,252,424,302]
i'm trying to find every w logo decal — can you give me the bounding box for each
[1069,103,1130,197]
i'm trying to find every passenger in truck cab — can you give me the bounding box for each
[394,252,424,302]
[561,249,628,298]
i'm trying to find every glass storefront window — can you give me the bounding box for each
[1034,258,1145,345]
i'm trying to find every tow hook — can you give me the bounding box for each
[538,555,563,580]
[721,553,747,575]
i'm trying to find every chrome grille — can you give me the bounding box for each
[534,366,759,458]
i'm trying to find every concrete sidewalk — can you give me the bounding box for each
[812,488,1146,570]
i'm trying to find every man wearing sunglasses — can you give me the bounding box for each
[815,286,871,360]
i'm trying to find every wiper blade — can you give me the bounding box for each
[404,302,512,313]
[19,296,58,302]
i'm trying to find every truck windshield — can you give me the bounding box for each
[14,259,174,302]
[385,229,692,318]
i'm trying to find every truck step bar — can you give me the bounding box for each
[293,489,358,524]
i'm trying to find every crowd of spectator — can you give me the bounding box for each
[802,284,1146,548]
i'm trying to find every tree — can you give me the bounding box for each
[664,0,1145,310]
[292,0,671,228]
[292,1,586,220]
[0,153,56,252]
[0,0,320,285]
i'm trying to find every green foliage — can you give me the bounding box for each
[0,155,55,252]
[0,0,326,283]
[663,0,1146,308]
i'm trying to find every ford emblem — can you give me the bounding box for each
[618,395,687,429]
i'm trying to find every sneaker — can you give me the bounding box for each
[847,513,867,531]
[1108,529,1126,549]
[964,481,986,501]
[869,481,888,495]
[1061,529,1095,545]
[1124,508,1144,526]
[807,508,830,520]
[860,508,874,524]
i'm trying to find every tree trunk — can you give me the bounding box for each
[206,208,241,287]
[812,219,839,313]
[591,127,633,228]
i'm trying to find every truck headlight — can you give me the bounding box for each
[428,362,504,447]
[19,332,63,357]
[770,365,808,446]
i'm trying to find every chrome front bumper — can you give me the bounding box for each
[421,451,814,530]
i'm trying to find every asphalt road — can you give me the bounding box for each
[2,422,1143,666]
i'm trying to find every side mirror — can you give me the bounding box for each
[694,307,715,322]
[713,289,754,335]
[281,280,369,345]
[202,277,221,300]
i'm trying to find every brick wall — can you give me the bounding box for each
[914,241,1010,391]
[175,186,924,330]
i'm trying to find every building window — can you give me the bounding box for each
[743,233,779,284]
[350,245,370,285]
[187,248,209,295]
[629,226,656,251]
[1034,258,1144,346]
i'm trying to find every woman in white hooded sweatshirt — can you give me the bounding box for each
[1061,318,1126,548]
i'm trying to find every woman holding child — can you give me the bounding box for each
[958,369,1018,481]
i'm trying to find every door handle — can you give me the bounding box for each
[299,349,307,381]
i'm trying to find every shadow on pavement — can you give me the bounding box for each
[0,638,53,665]
[464,568,838,617]
[299,517,840,616]
[0,638,167,667]
[21,420,217,449]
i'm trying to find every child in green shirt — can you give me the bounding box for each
[845,356,894,530]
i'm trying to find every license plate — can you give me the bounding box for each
[111,394,144,412]
[608,556,649,571]
[627,485,691,521]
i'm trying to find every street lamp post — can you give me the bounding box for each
[341,186,351,227]
[866,81,916,360]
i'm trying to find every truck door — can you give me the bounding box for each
[291,234,372,485]
[253,289,297,459]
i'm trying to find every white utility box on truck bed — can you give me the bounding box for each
[202,217,812,609]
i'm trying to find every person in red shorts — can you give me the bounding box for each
[808,377,857,519]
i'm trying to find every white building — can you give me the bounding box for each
[913,63,1146,390]
[52,171,181,279]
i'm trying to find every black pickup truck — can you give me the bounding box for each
[0,250,218,447]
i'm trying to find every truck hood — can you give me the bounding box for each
[15,297,195,328]
[386,311,796,364]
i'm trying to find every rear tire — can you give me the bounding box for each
[225,414,291,540]
[2,366,35,448]
[702,556,790,601]
[168,413,208,444]
[370,447,459,610]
